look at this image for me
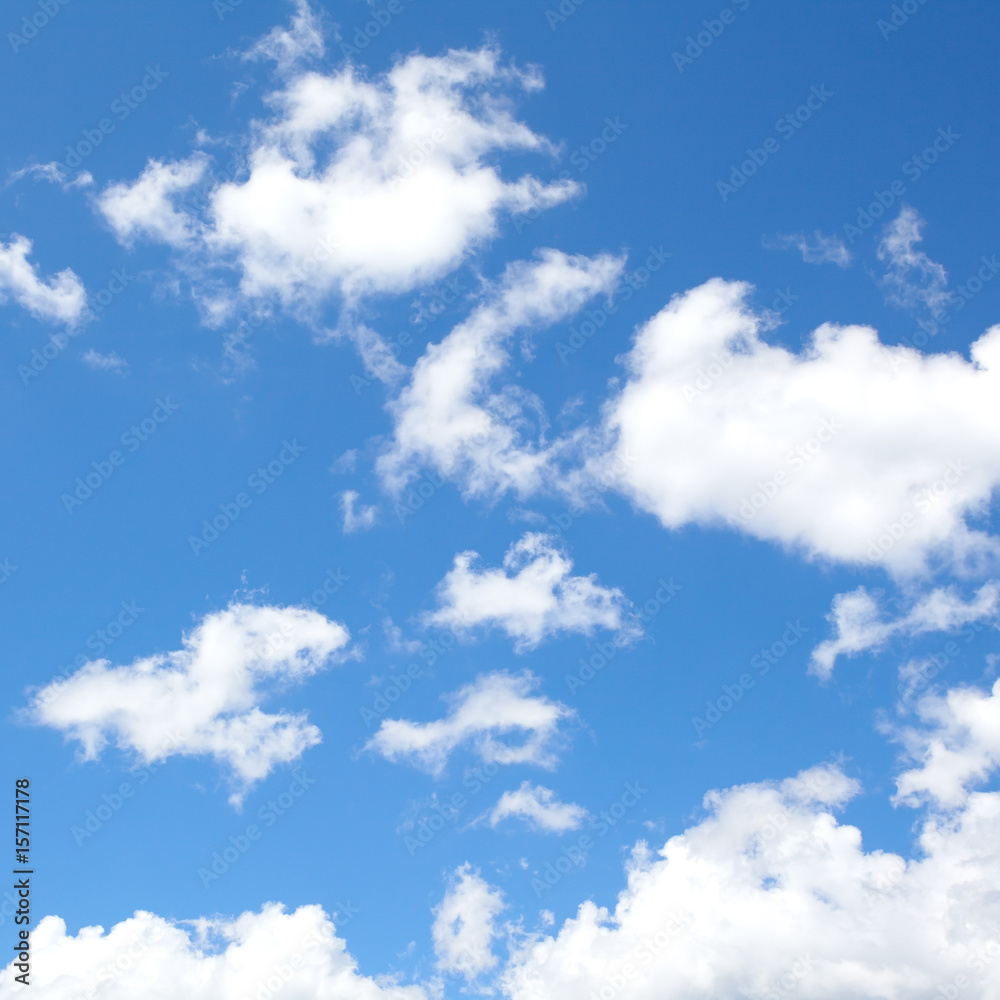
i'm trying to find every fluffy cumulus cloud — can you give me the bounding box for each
[364,671,573,775]
[0,903,426,1000]
[599,278,1000,575]
[810,582,1000,679]
[379,249,623,497]
[425,532,634,651]
[484,781,587,833]
[96,22,578,322]
[892,677,1000,809]
[28,604,351,805]
[0,234,87,325]
[502,760,1000,1000]
[432,864,505,980]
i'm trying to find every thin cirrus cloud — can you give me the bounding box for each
[877,205,952,317]
[0,234,88,326]
[27,603,352,807]
[809,582,1000,679]
[340,489,377,533]
[483,781,587,833]
[363,671,574,776]
[424,532,636,652]
[766,229,851,267]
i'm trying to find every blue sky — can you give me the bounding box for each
[3,1,1000,997]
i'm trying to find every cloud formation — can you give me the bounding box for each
[364,671,573,775]
[425,532,634,651]
[432,865,505,979]
[599,278,1000,575]
[810,582,1000,679]
[877,206,951,317]
[29,604,351,806]
[0,234,88,325]
[485,781,587,832]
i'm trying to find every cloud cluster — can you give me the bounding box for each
[0,903,426,1000]
[503,760,1000,1000]
[364,671,573,775]
[425,532,634,651]
[0,234,88,325]
[29,604,351,805]
[877,206,951,317]
[96,41,578,323]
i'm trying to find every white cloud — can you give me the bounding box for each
[96,34,578,322]
[485,781,586,832]
[599,278,1000,575]
[6,161,93,189]
[0,903,426,1000]
[81,348,128,374]
[425,532,635,651]
[28,604,351,806]
[432,864,505,979]
[892,677,1000,809]
[341,489,377,533]
[243,0,325,74]
[502,761,1000,1000]
[98,154,210,247]
[877,206,951,317]
[0,234,87,325]
[769,230,851,267]
[379,249,624,498]
[363,671,573,775]
[810,582,1000,679]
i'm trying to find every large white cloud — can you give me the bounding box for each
[0,234,87,325]
[425,532,635,651]
[0,903,426,1000]
[363,671,573,775]
[28,604,351,806]
[599,277,1000,575]
[379,249,623,498]
[432,864,505,980]
[502,760,1000,1000]
[96,21,578,324]
[810,582,1000,679]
